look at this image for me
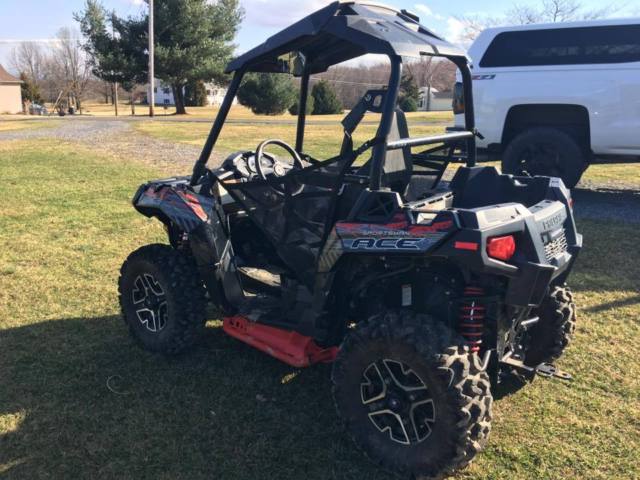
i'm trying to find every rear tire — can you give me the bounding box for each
[525,285,577,366]
[502,127,586,188]
[332,310,492,479]
[118,244,207,355]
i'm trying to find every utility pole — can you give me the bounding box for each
[148,0,155,117]
[114,81,119,116]
[112,14,119,117]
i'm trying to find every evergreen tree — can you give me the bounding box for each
[399,73,420,112]
[288,93,314,116]
[237,73,297,115]
[19,72,43,105]
[77,0,242,115]
[152,0,242,114]
[185,80,208,107]
[311,80,342,115]
[399,96,418,112]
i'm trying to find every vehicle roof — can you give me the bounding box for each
[476,16,640,37]
[467,16,640,66]
[226,1,466,75]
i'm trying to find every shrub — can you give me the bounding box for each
[237,73,297,115]
[311,80,342,115]
[399,96,418,112]
[288,94,315,115]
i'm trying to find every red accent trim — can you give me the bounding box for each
[222,316,339,368]
[177,191,209,221]
[455,241,479,251]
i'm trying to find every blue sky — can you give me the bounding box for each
[0,0,637,69]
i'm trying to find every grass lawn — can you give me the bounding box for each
[1,140,639,479]
[83,102,453,125]
[134,120,447,160]
[0,119,55,133]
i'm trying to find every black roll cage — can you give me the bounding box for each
[191,53,476,189]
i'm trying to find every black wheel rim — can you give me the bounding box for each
[515,143,564,178]
[131,273,168,333]
[360,359,435,445]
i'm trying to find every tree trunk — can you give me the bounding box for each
[173,83,186,114]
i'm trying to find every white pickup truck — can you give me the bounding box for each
[454,18,640,187]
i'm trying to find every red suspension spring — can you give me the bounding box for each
[459,286,486,353]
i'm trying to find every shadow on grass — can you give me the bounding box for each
[583,295,640,313]
[0,315,393,480]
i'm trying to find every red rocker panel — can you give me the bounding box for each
[222,315,339,368]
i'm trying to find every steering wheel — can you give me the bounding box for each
[254,139,305,195]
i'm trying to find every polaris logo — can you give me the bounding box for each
[541,212,565,231]
[350,238,423,250]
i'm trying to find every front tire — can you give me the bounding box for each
[118,244,207,355]
[332,310,492,479]
[502,127,586,188]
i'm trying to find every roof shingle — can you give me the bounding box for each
[0,64,22,84]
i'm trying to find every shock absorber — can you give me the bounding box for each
[459,286,486,353]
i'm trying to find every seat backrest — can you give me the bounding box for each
[383,109,413,194]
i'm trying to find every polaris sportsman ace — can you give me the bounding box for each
[119,2,582,478]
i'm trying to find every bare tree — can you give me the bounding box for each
[10,41,46,84]
[51,27,93,113]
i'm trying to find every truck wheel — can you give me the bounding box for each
[332,310,492,479]
[502,127,586,188]
[525,285,577,366]
[118,244,207,355]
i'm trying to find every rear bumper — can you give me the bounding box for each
[506,234,581,306]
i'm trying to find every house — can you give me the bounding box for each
[418,87,453,112]
[0,64,23,114]
[146,79,235,107]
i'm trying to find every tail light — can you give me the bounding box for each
[452,81,465,114]
[487,235,516,261]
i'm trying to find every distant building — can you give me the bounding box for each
[418,87,453,112]
[0,64,23,114]
[146,79,236,107]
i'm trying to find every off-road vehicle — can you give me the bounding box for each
[119,3,582,478]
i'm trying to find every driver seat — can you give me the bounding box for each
[383,109,413,195]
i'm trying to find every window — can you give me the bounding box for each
[163,87,171,94]
[480,24,640,67]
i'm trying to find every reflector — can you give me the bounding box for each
[486,235,516,261]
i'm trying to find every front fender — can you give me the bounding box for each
[133,179,214,233]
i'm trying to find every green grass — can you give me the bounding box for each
[1,140,639,479]
[0,119,56,132]
[135,120,447,161]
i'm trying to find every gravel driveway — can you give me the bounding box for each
[2,117,638,223]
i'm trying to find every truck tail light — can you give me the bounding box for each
[452,82,465,114]
[487,235,516,261]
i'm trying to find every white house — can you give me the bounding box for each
[418,87,453,112]
[146,79,235,106]
[0,64,23,114]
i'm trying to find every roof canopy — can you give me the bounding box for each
[226,1,466,75]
